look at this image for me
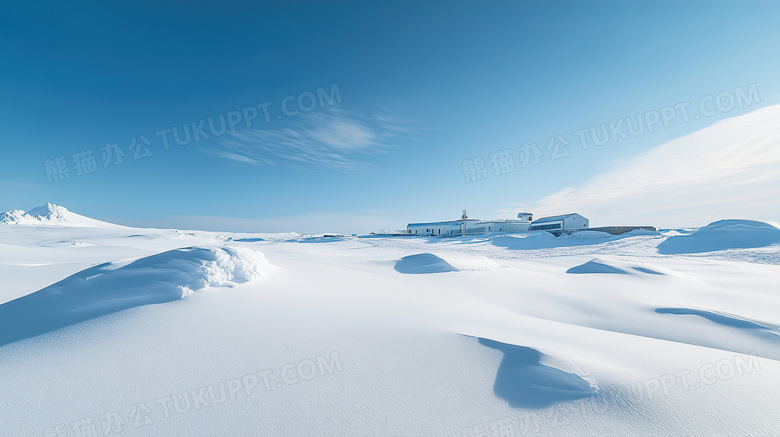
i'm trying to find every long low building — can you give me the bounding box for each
[407,212,536,236]
[406,219,475,236]
[406,212,590,237]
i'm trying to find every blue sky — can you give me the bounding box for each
[2,1,780,233]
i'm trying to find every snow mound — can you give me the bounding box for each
[491,232,559,249]
[621,228,660,237]
[566,230,614,239]
[0,246,270,347]
[491,230,642,250]
[394,253,458,274]
[0,203,115,227]
[655,308,773,331]
[566,258,664,275]
[657,219,780,254]
[478,338,598,408]
[436,253,502,271]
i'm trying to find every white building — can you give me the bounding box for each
[406,212,536,236]
[406,219,478,236]
[529,213,589,232]
[471,212,533,234]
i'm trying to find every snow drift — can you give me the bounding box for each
[478,338,598,408]
[657,219,780,254]
[394,253,458,274]
[0,246,270,347]
[567,258,664,275]
[655,308,774,331]
[491,230,631,250]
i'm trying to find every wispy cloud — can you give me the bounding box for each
[206,109,404,171]
[508,104,780,228]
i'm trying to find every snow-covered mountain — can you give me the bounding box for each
[0,203,115,227]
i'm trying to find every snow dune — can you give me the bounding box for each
[0,246,270,347]
[566,258,664,275]
[657,219,780,254]
[655,308,774,331]
[393,253,501,274]
[490,230,652,250]
[477,338,598,409]
[394,253,458,274]
[650,307,780,359]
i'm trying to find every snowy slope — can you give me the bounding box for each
[531,104,780,228]
[0,209,779,436]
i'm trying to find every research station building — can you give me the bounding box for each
[406,212,535,236]
[528,213,589,232]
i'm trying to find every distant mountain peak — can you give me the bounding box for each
[0,209,28,225]
[26,203,71,222]
[0,203,114,227]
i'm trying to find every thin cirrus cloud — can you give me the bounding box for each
[205,109,405,171]
[513,104,780,228]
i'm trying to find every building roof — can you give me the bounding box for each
[407,219,478,227]
[531,213,581,224]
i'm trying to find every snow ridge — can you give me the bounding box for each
[0,245,271,347]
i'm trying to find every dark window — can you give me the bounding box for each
[530,223,562,231]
